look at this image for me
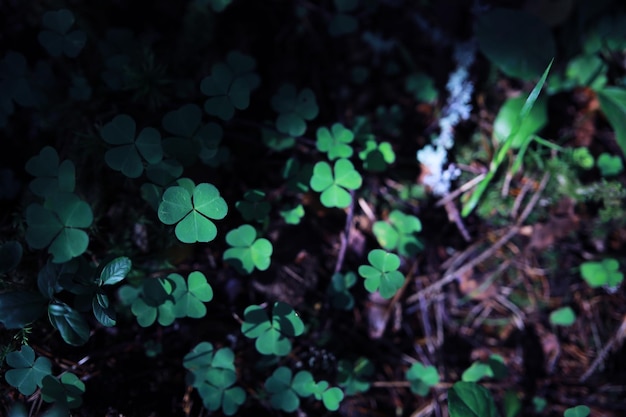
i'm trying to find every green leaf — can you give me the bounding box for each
[476,8,555,80]
[337,357,374,395]
[321,386,344,411]
[272,84,318,137]
[100,114,163,178]
[327,271,356,310]
[564,405,590,417]
[38,9,86,58]
[372,210,423,257]
[596,153,624,177]
[493,95,547,148]
[448,381,499,417]
[406,362,439,396]
[0,291,48,329]
[310,159,362,208]
[0,240,23,273]
[580,258,623,290]
[235,190,270,222]
[99,256,132,286]
[503,390,521,417]
[279,204,305,225]
[92,292,116,327]
[48,302,90,346]
[549,306,576,326]
[169,271,213,318]
[241,302,304,356]
[358,249,404,299]
[26,193,93,263]
[158,182,227,243]
[40,373,85,409]
[265,367,300,412]
[4,345,53,395]
[462,362,494,383]
[316,123,354,160]
[358,140,396,172]
[223,224,273,274]
[25,146,76,197]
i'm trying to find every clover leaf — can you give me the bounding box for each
[597,153,624,177]
[262,126,296,151]
[223,224,273,274]
[241,302,304,356]
[183,342,246,415]
[264,367,302,412]
[40,373,85,409]
[405,73,438,102]
[162,104,222,166]
[372,210,423,257]
[100,114,163,178]
[235,190,271,223]
[25,146,75,197]
[564,405,590,417]
[4,345,52,396]
[358,140,396,172]
[549,306,576,327]
[120,276,177,327]
[168,271,213,318]
[358,249,404,299]
[25,192,93,263]
[316,123,354,160]
[327,271,356,310]
[201,51,260,120]
[279,204,305,225]
[283,158,313,193]
[329,0,359,37]
[38,9,86,58]
[580,258,623,291]
[310,159,362,208]
[337,357,374,395]
[406,362,439,396]
[271,84,318,137]
[158,182,228,243]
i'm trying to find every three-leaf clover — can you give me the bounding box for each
[337,357,374,395]
[264,367,343,412]
[25,146,75,197]
[580,258,623,291]
[162,104,222,166]
[158,182,228,243]
[310,159,362,208]
[279,204,305,225]
[169,271,214,318]
[358,249,404,299]
[241,302,304,356]
[549,306,576,327]
[4,345,52,396]
[461,354,507,383]
[38,9,86,58]
[406,362,439,396]
[201,51,260,120]
[597,153,624,177]
[236,190,271,223]
[223,224,273,274]
[25,192,93,263]
[316,123,354,160]
[327,271,356,310]
[358,140,396,172]
[271,84,319,137]
[41,373,85,409]
[100,114,163,178]
[183,342,246,415]
[119,276,177,327]
[372,210,423,257]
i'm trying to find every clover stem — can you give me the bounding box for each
[333,190,355,275]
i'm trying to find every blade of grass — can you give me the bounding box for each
[461,59,553,217]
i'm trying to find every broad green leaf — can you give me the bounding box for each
[448,381,499,417]
[92,293,116,327]
[99,256,132,286]
[476,8,555,80]
[4,345,52,395]
[564,405,590,417]
[493,96,547,148]
[48,302,90,346]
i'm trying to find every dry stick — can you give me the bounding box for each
[580,314,626,382]
[407,172,550,304]
[334,190,355,275]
